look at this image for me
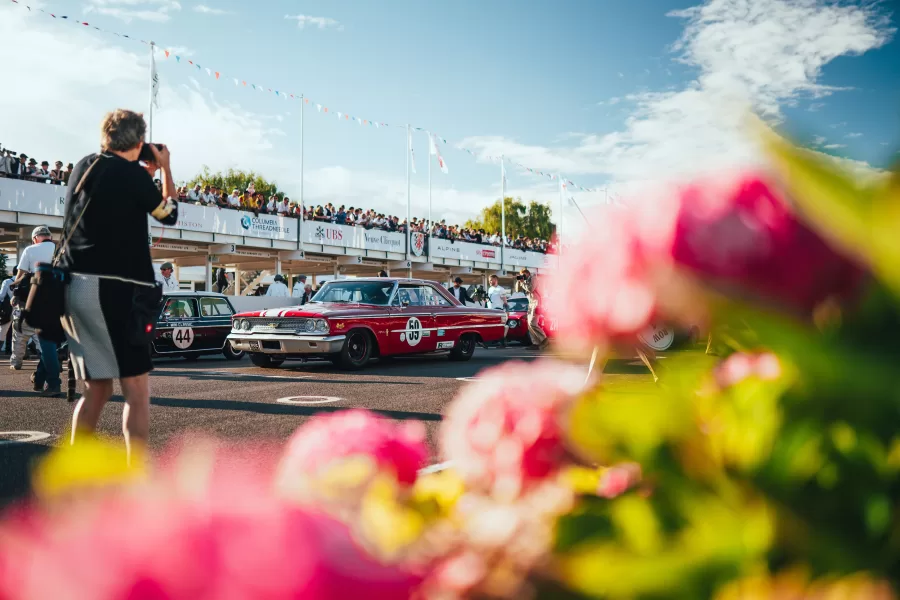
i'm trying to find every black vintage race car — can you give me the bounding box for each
[153,291,244,361]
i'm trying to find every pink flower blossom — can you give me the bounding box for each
[279,410,429,486]
[441,360,585,501]
[669,174,862,314]
[596,463,642,499]
[0,443,420,600]
[546,172,862,349]
[714,352,783,388]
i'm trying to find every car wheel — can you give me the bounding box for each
[449,334,477,362]
[337,329,372,370]
[249,353,285,368]
[222,341,245,361]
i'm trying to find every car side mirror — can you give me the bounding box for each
[401,300,410,308]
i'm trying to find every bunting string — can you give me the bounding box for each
[8,0,601,194]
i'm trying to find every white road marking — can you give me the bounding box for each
[418,461,453,474]
[0,431,53,445]
[276,396,344,405]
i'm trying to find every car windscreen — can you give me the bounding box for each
[311,281,394,305]
[507,297,528,312]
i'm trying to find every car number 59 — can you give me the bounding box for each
[172,327,195,349]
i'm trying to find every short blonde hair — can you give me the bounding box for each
[100,109,146,152]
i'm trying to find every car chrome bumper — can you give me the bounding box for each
[227,333,346,354]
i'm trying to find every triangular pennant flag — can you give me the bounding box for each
[324,107,328,113]
[242,81,247,86]
[164,50,170,58]
[205,67,211,76]
[316,104,322,112]
[233,78,239,86]
[188,60,193,65]
[251,84,256,89]
[215,72,220,80]
[337,111,342,119]
[150,48,160,109]
[408,129,417,174]
[345,114,349,120]
[175,55,181,62]
[374,122,380,128]
[275,90,280,96]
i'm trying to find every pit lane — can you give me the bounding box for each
[0,347,658,506]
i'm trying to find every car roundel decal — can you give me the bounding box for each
[404,317,422,347]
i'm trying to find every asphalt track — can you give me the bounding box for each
[0,347,657,507]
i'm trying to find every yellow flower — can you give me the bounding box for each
[33,436,146,499]
[359,474,425,559]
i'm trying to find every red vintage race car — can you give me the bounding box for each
[227,278,508,370]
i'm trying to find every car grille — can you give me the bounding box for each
[245,317,313,333]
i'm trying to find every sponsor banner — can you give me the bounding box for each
[0,177,66,216]
[154,203,297,240]
[429,239,499,262]
[302,222,406,253]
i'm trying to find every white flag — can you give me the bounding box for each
[408,130,417,174]
[501,161,507,196]
[150,49,160,108]
[428,134,448,174]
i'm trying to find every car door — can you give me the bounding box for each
[386,284,437,355]
[155,297,200,354]
[420,283,460,351]
[198,296,234,351]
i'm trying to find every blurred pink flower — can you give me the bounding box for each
[714,352,783,388]
[441,360,585,501]
[279,409,429,486]
[547,173,863,349]
[669,174,863,314]
[596,463,642,499]
[0,444,420,600]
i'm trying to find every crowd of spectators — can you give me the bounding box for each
[0,146,73,185]
[0,144,554,254]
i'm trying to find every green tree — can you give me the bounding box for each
[465,197,555,239]
[187,167,285,199]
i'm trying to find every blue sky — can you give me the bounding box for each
[1,0,897,229]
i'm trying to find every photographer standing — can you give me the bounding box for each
[516,268,548,351]
[60,109,178,461]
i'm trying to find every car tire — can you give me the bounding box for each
[336,329,372,370]
[222,341,245,361]
[449,334,477,362]
[249,353,285,369]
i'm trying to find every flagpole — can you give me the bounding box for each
[500,156,506,270]
[427,134,432,232]
[300,94,304,224]
[148,41,155,142]
[406,124,411,262]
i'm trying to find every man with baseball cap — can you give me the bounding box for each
[291,274,308,301]
[156,262,180,292]
[11,225,61,395]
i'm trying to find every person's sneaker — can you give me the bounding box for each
[9,364,21,371]
[42,386,63,398]
[30,372,42,392]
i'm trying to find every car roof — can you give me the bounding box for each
[164,291,230,298]
[325,277,445,285]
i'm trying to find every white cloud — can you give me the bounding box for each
[823,143,846,149]
[284,14,341,30]
[459,0,892,192]
[812,135,827,146]
[808,102,825,111]
[845,132,863,138]
[193,4,232,15]
[84,0,182,23]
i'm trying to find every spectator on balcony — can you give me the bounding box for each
[49,160,64,182]
[0,149,12,175]
[187,184,202,203]
[277,197,290,215]
[63,163,74,185]
[14,154,27,177]
[204,186,219,206]
[240,190,253,209]
[334,205,346,224]
[228,188,241,208]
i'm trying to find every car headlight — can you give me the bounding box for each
[508,319,518,328]
[241,319,251,331]
[314,319,329,333]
